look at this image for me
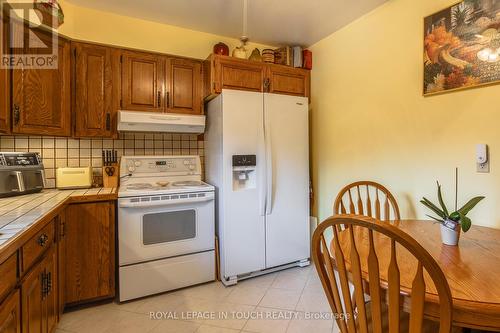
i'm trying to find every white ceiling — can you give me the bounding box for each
[65,0,388,47]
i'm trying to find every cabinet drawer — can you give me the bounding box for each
[21,220,55,272]
[0,254,17,301]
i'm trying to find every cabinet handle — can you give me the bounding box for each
[60,221,66,238]
[264,78,270,92]
[37,233,49,247]
[47,272,52,294]
[157,91,161,107]
[166,92,170,108]
[41,272,47,299]
[13,104,20,125]
[105,113,111,131]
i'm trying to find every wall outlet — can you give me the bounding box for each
[476,144,490,173]
[477,161,490,173]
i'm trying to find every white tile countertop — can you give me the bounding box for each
[0,188,117,248]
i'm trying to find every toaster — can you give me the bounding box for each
[56,167,92,189]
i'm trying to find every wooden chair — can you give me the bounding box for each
[334,181,401,221]
[312,215,453,333]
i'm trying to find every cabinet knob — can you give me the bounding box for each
[37,233,49,247]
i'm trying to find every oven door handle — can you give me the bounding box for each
[119,195,214,208]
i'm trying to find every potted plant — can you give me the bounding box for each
[420,172,484,246]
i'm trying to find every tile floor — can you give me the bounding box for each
[57,266,340,333]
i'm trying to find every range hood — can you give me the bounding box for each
[117,110,205,134]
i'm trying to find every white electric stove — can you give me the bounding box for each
[118,155,215,302]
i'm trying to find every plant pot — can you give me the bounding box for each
[440,222,460,246]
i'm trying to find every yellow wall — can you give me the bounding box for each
[57,0,270,59]
[310,0,500,228]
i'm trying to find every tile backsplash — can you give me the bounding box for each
[0,133,204,188]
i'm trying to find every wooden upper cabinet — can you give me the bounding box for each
[0,15,10,134]
[12,28,71,136]
[266,65,310,97]
[166,57,202,114]
[121,51,164,112]
[204,54,310,100]
[73,42,113,137]
[212,55,265,94]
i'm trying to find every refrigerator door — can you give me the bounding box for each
[264,93,310,268]
[221,90,267,277]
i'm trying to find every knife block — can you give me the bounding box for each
[102,163,119,188]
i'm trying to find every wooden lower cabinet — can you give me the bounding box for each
[56,213,66,318]
[21,245,57,333]
[0,290,21,333]
[65,201,115,305]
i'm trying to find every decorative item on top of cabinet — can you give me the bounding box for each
[166,57,203,115]
[73,42,115,138]
[248,48,262,62]
[213,42,229,56]
[0,290,20,333]
[65,201,115,306]
[0,14,10,134]
[121,50,165,112]
[262,49,275,63]
[12,25,71,136]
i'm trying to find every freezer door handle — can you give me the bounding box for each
[265,124,273,215]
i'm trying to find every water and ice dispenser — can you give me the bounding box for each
[232,155,257,191]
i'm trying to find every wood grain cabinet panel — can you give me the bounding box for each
[215,56,264,93]
[266,66,310,97]
[21,262,43,333]
[56,212,66,318]
[0,290,21,333]
[73,43,114,137]
[12,28,71,136]
[21,245,58,333]
[121,51,164,112]
[21,220,55,273]
[0,255,17,303]
[65,202,115,305]
[166,57,202,114]
[0,15,10,134]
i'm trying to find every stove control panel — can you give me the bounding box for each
[121,156,200,175]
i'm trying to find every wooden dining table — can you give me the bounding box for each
[335,219,500,331]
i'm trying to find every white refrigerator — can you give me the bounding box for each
[205,89,310,286]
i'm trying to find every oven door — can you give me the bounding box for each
[118,192,215,265]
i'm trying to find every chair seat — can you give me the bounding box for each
[358,301,462,332]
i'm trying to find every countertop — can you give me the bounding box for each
[0,188,118,249]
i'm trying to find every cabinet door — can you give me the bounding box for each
[121,51,164,112]
[266,65,310,97]
[12,28,71,136]
[56,213,66,318]
[21,263,43,333]
[41,247,57,333]
[166,57,202,114]
[0,290,20,333]
[74,43,113,137]
[0,15,10,134]
[65,202,115,305]
[214,55,265,93]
